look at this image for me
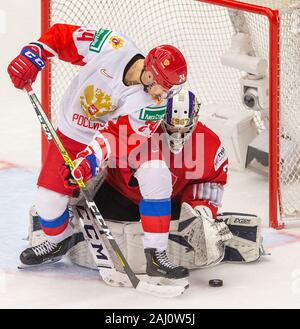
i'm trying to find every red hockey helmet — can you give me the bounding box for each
[144,45,187,90]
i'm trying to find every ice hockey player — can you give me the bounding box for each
[7,24,187,271]
[66,89,264,275]
[65,88,232,277]
[27,89,264,284]
[91,88,232,272]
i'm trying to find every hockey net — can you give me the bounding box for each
[41,0,300,228]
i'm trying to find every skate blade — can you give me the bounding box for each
[18,256,63,269]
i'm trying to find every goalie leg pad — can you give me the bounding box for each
[217,212,264,263]
[69,205,147,273]
[30,206,263,273]
[68,206,189,288]
[167,203,232,269]
[35,203,232,272]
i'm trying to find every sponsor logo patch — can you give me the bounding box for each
[139,106,166,121]
[214,145,227,171]
[100,68,113,79]
[234,218,251,225]
[89,28,112,53]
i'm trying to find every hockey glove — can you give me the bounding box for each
[72,148,99,182]
[59,164,81,196]
[7,44,47,89]
[194,205,233,242]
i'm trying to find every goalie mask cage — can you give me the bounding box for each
[41,0,300,229]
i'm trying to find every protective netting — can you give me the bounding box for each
[45,0,300,221]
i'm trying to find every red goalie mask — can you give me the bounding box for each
[144,45,187,90]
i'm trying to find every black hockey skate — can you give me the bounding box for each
[19,235,75,267]
[144,248,189,279]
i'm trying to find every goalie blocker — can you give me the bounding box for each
[28,183,265,272]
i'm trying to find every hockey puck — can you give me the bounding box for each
[209,279,223,287]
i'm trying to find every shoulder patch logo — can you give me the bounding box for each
[139,105,166,121]
[109,36,124,49]
[214,145,227,171]
[89,29,112,53]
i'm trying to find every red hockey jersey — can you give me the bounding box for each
[106,122,228,217]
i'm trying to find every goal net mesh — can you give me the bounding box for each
[45,0,300,220]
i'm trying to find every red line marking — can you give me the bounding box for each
[276,230,300,241]
[0,160,35,172]
[267,229,300,249]
[0,160,19,169]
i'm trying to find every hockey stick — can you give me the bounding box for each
[24,84,187,298]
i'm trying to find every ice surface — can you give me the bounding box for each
[0,167,300,309]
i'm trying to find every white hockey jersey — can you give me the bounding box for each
[38,24,167,159]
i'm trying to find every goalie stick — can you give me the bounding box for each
[24,84,187,298]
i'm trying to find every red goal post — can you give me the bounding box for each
[41,0,300,229]
[198,4,279,227]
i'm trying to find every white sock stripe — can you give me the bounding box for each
[143,232,169,251]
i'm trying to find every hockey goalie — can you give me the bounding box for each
[27,89,264,287]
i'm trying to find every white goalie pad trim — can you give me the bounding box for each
[217,212,264,263]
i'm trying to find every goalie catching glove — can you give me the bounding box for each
[193,205,233,244]
[172,203,233,268]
